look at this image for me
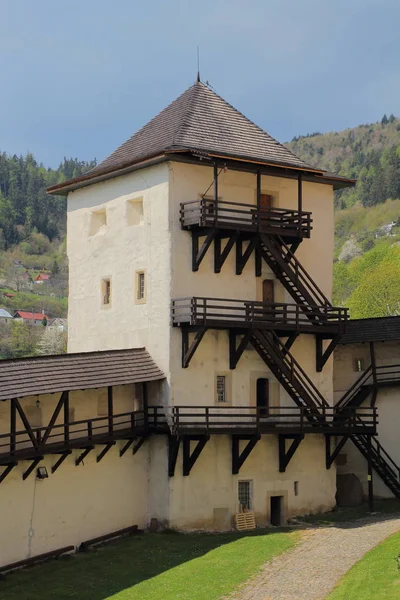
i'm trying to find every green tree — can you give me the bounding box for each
[347,260,400,318]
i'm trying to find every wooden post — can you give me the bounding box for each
[367,436,374,512]
[108,386,113,435]
[298,173,303,234]
[370,341,377,385]
[213,163,218,201]
[142,383,149,431]
[256,171,261,208]
[64,391,70,444]
[10,398,16,454]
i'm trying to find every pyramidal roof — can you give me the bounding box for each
[48,80,335,195]
[89,80,318,176]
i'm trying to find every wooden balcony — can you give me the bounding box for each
[172,297,348,336]
[0,411,148,468]
[165,405,377,436]
[180,199,312,239]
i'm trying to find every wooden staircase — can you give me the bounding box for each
[250,329,328,414]
[258,234,331,322]
[351,434,400,499]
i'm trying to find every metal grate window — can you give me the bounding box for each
[238,481,252,512]
[216,375,227,403]
[137,272,145,301]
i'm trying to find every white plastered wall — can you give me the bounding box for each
[0,386,149,565]
[66,163,171,377]
[163,162,337,524]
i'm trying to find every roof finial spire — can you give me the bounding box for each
[197,46,200,82]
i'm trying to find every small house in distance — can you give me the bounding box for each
[0,309,13,324]
[34,273,50,284]
[14,310,49,325]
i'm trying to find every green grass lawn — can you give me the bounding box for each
[300,498,400,525]
[327,529,400,599]
[0,529,297,600]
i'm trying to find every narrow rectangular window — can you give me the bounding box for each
[238,481,252,512]
[102,278,111,306]
[354,358,365,372]
[216,375,227,403]
[294,481,299,496]
[136,271,146,303]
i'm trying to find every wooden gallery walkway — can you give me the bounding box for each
[229,515,400,600]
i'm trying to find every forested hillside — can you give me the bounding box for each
[0,113,399,357]
[0,154,95,357]
[288,115,400,318]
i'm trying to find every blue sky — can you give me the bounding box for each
[1,0,399,167]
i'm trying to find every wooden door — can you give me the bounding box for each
[263,279,275,303]
[256,378,269,417]
[260,193,273,210]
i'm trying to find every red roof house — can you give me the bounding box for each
[14,311,49,324]
[34,273,50,283]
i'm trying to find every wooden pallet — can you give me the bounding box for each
[235,511,256,531]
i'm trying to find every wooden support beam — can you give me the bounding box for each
[42,391,68,445]
[370,341,377,385]
[64,391,70,444]
[51,451,71,474]
[214,235,236,273]
[132,436,147,455]
[278,435,303,473]
[23,457,43,481]
[236,238,256,275]
[14,399,39,450]
[120,439,134,457]
[168,436,180,477]
[229,330,251,370]
[0,463,17,485]
[108,387,113,436]
[282,333,298,357]
[192,231,216,271]
[96,442,115,463]
[325,435,349,469]
[182,436,209,476]
[10,399,16,455]
[231,435,260,474]
[298,173,303,215]
[255,242,262,277]
[316,336,340,372]
[214,162,218,202]
[75,447,93,466]
[182,328,206,368]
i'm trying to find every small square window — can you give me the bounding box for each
[135,271,146,303]
[354,358,365,372]
[101,278,111,306]
[216,375,227,403]
[127,198,144,226]
[238,481,252,512]
[90,209,107,236]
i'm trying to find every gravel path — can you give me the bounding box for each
[229,515,400,600]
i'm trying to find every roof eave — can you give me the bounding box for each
[46,153,168,196]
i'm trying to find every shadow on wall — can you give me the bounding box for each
[0,529,290,600]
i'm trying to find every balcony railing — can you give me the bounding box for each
[0,410,147,464]
[0,405,377,466]
[172,297,348,333]
[180,199,312,238]
[167,405,377,436]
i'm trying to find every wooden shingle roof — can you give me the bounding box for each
[339,316,400,345]
[48,81,328,195]
[89,81,318,175]
[0,348,164,401]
